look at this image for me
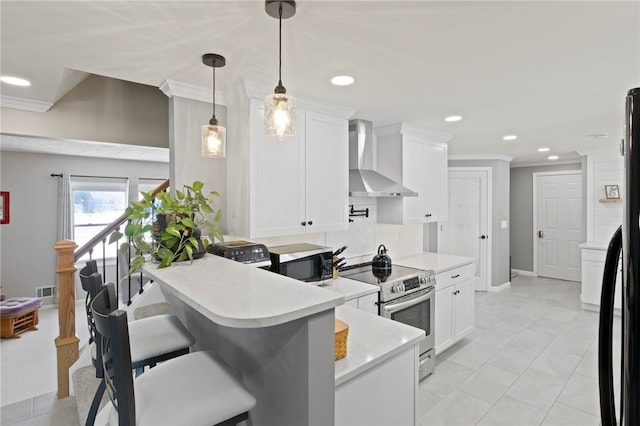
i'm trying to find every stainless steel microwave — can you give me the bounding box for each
[268,243,333,283]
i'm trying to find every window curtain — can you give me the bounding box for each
[56,172,73,240]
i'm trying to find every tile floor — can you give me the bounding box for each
[1,275,616,425]
[418,275,617,426]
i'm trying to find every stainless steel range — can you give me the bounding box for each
[341,263,436,379]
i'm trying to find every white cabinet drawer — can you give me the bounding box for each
[435,263,474,288]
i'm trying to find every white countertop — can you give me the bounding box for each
[394,252,475,274]
[579,241,609,250]
[143,254,344,329]
[334,305,425,387]
[321,277,379,301]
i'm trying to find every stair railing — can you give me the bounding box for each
[54,178,169,399]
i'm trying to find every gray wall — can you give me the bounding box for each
[509,162,582,272]
[0,151,168,300]
[1,74,169,148]
[449,159,511,288]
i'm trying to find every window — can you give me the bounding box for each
[72,177,128,260]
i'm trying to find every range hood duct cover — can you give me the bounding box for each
[348,119,418,197]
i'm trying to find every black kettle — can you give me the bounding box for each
[372,244,392,279]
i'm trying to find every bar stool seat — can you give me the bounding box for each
[92,283,255,426]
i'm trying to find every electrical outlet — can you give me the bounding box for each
[501,220,508,229]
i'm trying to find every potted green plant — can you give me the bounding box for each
[109,180,222,272]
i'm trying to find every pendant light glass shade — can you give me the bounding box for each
[265,93,296,139]
[201,124,226,157]
[264,0,296,139]
[201,53,226,158]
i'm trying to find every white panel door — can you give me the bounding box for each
[536,173,583,281]
[440,169,490,291]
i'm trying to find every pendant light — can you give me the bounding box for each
[201,53,226,158]
[264,0,296,140]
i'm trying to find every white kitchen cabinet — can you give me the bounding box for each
[434,263,475,354]
[343,292,379,315]
[581,246,622,312]
[375,122,450,224]
[226,83,354,238]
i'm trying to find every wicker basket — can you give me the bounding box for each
[335,319,349,360]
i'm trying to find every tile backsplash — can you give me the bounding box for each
[236,199,426,265]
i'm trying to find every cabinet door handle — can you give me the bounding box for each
[301,221,307,226]
[451,274,460,279]
[425,213,432,218]
[308,220,313,226]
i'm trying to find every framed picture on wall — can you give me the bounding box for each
[605,185,620,199]
[0,192,9,224]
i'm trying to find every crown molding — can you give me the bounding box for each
[231,79,357,119]
[374,122,452,144]
[449,154,514,162]
[0,95,53,112]
[510,159,582,168]
[0,133,169,163]
[159,79,226,105]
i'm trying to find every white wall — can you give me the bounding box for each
[0,151,168,301]
[586,148,624,243]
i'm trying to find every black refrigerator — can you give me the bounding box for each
[598,87,640,425]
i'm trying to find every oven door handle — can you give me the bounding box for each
[382,288,434,314]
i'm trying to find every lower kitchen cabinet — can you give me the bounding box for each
[335,344,417,426]
[581,245,622,312]
[345,293,379,315]
[434,264,475,354]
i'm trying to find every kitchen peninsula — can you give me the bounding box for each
[143,254,424,425]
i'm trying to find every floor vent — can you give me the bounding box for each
[36,285,56,299]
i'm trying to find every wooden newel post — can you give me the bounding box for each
[54,239,80,399]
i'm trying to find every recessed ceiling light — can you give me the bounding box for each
[502,135,517,141]
[444,115,462,122]
[330,75,354,86]
[538,147,550,152]
[548,155,559,160]
[0,76,31,87]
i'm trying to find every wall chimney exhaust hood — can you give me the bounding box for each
[349,119,418,197]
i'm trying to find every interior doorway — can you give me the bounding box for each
[439,168,492,291]
[533,171,583,281]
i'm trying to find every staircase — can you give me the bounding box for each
[53,179,169,399]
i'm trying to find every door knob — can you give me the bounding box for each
[538,230,544,238]
[479,235,487,240]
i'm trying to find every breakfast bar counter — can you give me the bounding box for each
[143,254,344,328]
[143,254,343,426]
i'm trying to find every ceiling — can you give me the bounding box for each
[1,1,638,164]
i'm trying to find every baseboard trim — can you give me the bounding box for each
[488,282,511,292]
[512,269,535,277]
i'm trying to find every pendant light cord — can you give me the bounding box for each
[278,4,283,87]
[212,64,216,119]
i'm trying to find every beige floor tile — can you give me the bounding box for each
[529,348,582,379]
[477,395,547,426]
[456,364,518,404]
[446,342,498,370]
[508,329,555,354]
[506,369,567,411]
[486,344,538,376]
[542,401,600,426]
[557,373,600,417]
[419,389,492,426]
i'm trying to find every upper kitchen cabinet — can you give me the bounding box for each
[226,81,355,238]
[375,123,451,224]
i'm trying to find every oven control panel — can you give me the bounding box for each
[385,271,435,300]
